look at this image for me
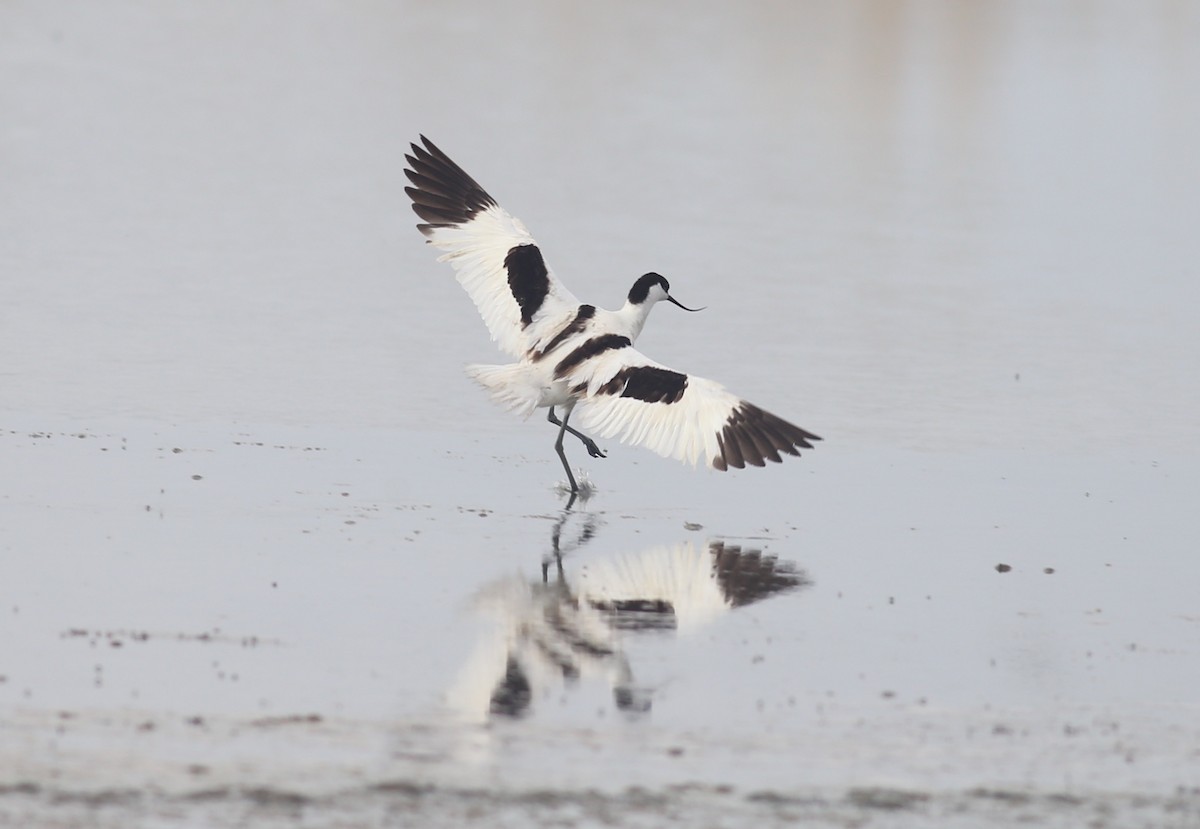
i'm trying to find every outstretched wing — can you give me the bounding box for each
[404,136,580,357]
[564,343,821,470]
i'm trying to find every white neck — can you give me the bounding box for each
[611,299,657,344]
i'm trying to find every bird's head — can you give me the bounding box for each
[627,272,704,312]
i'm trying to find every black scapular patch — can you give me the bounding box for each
[554,334,632,378]
[534,305,595,360]
[505,244,551,327]
[489,656,532,718]
[602,366,688,404]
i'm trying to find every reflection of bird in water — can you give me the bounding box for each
[482,570,649,718]
[577,541,811,633]
[450,517,810,721]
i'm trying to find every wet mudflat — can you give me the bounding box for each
[2,420,1198,827]
[4,1,1200,826]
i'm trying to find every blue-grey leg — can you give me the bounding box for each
[551,407,578,493]
[546,408,606,459]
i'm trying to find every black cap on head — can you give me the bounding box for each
[628,272,670,304]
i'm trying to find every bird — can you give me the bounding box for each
[404,135,820,493]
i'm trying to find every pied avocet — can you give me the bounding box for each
[405,136,820,492]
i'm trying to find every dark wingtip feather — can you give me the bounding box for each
[709,542,812,606]
[404,136,497,228]
[711,403,819,471]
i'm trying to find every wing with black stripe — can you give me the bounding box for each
[405,136,580,357]
[565,346,821,470]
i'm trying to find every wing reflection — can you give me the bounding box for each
[452,510,811,722]
[577,540,810,633]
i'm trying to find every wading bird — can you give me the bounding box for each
[404,136,820,493]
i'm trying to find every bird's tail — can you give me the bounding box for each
[465,364,541,419]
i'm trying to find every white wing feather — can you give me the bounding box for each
[422,206,580,357]
[569,347,734,468]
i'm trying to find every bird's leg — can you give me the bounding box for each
[552,407,579,494]
[542,551,566,583]
[547,408,606,459]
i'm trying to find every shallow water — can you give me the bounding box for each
[3,418,1199,827]
[3,2,1200,827]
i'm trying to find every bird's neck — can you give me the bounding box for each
[612,300,655,343]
